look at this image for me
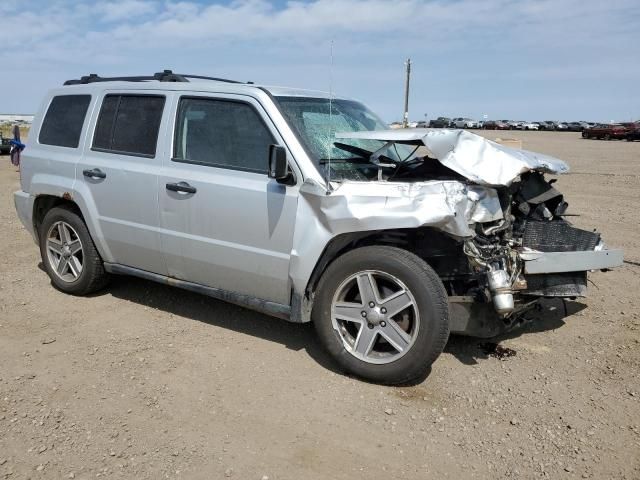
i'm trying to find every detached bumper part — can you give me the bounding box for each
[522,249,624,274]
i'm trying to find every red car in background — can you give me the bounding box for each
[625,122,640,141]
[483,120,510,130]
[582,123,628,140]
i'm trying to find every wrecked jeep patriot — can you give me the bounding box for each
[14,71,623,384]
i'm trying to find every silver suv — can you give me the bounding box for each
[14,71,623,384]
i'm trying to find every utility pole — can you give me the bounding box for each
[402,58,411,128]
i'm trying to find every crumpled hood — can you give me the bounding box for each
[335,128,570,186]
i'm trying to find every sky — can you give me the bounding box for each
[0,0,638,123]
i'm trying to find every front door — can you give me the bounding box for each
[158,94,299,305]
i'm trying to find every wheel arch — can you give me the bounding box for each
[32,194,83,242]
[32,193,113,262]
[292,227,463,323]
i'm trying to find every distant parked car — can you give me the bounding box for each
[508,120,525,129]
[521,122,539,130]
[626,124,640,141]
[415,121,428,128]
[555,123,569,131]
[389,121,403,129]
[429,117,452,128]
[483,120,510,130]
[582,124,628,140]
[0,134,11,155]
[538,121,557,131]
[566,122,585,132]
[450,117,480,128]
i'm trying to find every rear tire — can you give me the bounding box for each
[312,246,450,384]
[39,206,109,295]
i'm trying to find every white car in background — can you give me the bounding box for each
[521,122,539,130]
[451,117,480,128]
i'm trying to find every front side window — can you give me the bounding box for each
[39,95,91,148]
[173,97,274,173]
[93,94,165,156]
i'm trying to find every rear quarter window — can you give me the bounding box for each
[39,95,92,148]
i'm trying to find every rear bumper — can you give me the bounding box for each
[521,249,623,274]
[14,190,36,243]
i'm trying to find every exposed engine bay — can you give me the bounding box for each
[412,171,603,336]
[294,129,623,336]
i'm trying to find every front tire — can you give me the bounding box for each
[39,206,109,295]
[312,246,449,384]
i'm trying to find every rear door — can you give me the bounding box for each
[158,93,299,305]
[77,91,168,274]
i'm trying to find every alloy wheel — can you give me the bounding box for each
[46,221,83,282]
[331,270,420,364]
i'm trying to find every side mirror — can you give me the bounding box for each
[268,144,289,181]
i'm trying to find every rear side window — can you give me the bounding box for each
[173,97,274,173]
[93,95,165,157]
[39,95,91,148]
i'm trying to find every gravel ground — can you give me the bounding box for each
[0,131,639,479]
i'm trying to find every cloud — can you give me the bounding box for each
[95,0,157,22]
[0,0,638,121]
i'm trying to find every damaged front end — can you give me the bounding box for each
[452,170,622,337]
[301,129,624,337]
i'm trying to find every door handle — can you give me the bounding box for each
[166,181,197,194]
[83,168,106,179]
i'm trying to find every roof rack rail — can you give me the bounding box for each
[63,70,247,86]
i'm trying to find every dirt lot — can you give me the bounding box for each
[1,131,639,479]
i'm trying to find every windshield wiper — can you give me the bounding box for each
[333,142,374,159]
[319,157,372,164]
[328,141,399,180]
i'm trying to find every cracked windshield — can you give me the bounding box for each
[276,96,418,180]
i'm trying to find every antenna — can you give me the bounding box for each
[326,39,334,193]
